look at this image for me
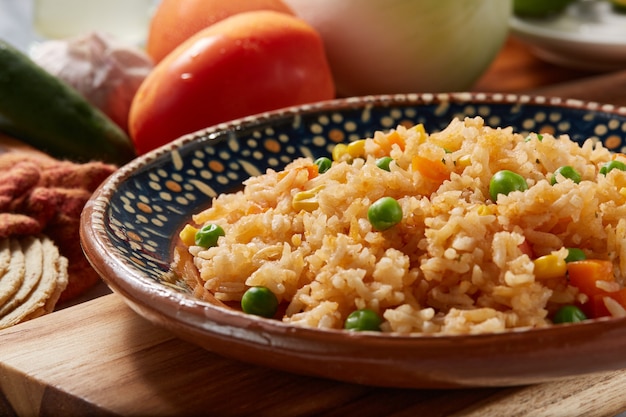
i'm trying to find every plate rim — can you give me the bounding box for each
[80,92,626,388]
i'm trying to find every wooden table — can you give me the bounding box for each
[474,37,626,107]
[2,36,626,417]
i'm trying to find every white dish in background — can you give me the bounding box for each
[510,0,626,71]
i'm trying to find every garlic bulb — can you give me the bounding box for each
[30,31,153,132]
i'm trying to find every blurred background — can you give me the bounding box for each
[0,0,161,51]
[0,0,35,51]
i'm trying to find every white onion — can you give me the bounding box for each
[284,0,512,96]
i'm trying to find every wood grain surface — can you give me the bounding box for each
[1,294,626,417]
[3,36,626,417]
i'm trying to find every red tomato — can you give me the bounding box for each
[146,0,295,63]
[129,11,335,155]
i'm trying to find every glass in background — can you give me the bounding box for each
[33,0,156,46]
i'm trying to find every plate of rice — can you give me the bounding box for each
[81,93,626,388]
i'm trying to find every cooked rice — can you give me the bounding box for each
[185,116,626,335]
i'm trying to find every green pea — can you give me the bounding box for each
[489,170,529,201]
[241,286,279,318]
[344,308,382,331]
[550,166,581,185]
[524,133,543,142]
[565,248,586,263]
[195,223,225,248]
[375,156,394,171]
[552,305,587,324]
[600,160,626,175]
[367,196,403,231]
[314,157,332,174]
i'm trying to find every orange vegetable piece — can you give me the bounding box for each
[567,259,614,298]
[385,131,406,151]
[277,165,318,181]
[146,0,294,62]
[586,289,626,318]
[586,294,608,318]
[411,155,450,184]
[306,164,319,180]
[566,259,626,318]
[374,131,405,155]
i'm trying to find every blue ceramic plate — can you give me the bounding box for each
[81,93,626,388]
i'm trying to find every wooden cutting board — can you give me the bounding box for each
[1,293,626,417]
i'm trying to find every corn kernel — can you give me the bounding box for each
[346,139,366,158]
[179,224,198,246]
[292,197,319,212]
[332,143,349,161]
[457,154,472,168]
[477,205,495,216]
[620,187,626,198]
[533,254,567,280]
[292,185,324,212]
[410,123,427,144]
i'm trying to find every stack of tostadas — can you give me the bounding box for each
[0,235,68,329]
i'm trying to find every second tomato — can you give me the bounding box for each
[129,11,335,155]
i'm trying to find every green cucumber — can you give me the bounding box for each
[0,39,136,165]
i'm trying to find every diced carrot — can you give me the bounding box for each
[387,131,406,151]
[567,259,614,298]
[586,289,626,318]
[373,134,390,154]
[374,130,405,154]
[566,259,626,318]
[306,164,319,180]
[411,155,450,184]
[588,294,611,318]
[606,289,626,315]
[277,165,318,181]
